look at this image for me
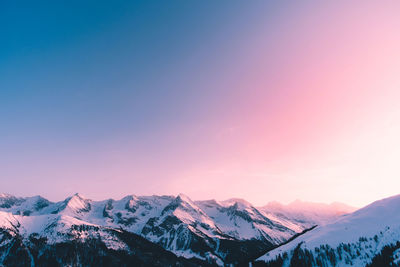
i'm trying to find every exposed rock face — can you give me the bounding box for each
[0,193,352,266]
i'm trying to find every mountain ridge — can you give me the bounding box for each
[0,192,356,266]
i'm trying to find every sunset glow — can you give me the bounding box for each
[2,0,400,207]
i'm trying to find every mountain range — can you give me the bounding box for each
[2,192,391,266]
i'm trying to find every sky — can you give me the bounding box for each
[1,0,400,207]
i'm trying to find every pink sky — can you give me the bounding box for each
[163,1,400,206]
[3,1,400,207]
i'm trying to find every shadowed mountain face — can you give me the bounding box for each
[0,193,353,266]
[0,225,212,267]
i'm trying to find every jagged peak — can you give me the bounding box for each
[70,193,87,200]
[0,193,25,209]
[123,195,140,212]
[174,194,205,212]
[175,193,193,203]
[66,193,90,204]
[121,194,138,203]
[159,193,205,217]
[60,193,91,213]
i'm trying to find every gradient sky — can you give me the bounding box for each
[2,0,400,207]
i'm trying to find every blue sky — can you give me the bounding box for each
[1,1,277,140]
[2,1,400,206]
[1,1,281,199]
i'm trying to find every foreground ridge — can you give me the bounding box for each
[256,194,400,266]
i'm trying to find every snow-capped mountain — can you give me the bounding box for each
[259,199,357,232]
[256,194,400,266]
[0,193,353,266]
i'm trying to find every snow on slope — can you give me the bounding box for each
[258,194,400,266]
[0,193,352,264]
[196,198,296,244]
[0,211,19,230]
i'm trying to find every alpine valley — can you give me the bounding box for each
[5,192,400,267]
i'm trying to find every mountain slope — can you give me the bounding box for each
[256,194,400,266]
[0,213,211,267]
[0,193,352,265]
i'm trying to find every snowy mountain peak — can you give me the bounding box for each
[122,194,138,201]
[160,194,206,219]
[60,193,91,214]
[0,194,24,209]
[71,193,87,200]
[167,193,203,213]
[122,194,138,205]
[0,192,359,266]
[175,193,192,203]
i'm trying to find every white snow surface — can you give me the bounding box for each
[258,194,400,266]
[0,192,353,262]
